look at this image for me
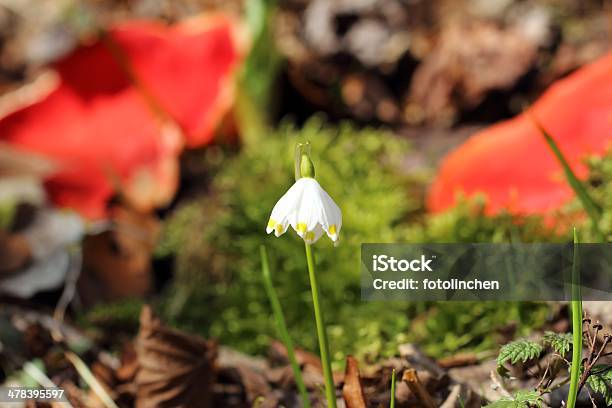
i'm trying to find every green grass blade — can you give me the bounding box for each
[532,119,603,240]
[390,369,396,408]
[260,245,311,408]
[566,228,583,408]
[238,0,282,149]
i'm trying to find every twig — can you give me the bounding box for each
[583,316,593,349]
[535,363,550,390]
[65,352,119,408]
[578,334,611,393]
[587,323,602,366]
[440,384,461,408]
[489,370,513,399]
[546,376,571,393]
[402,369,436,408]
[586,388,597,408]
[53,246,83,339]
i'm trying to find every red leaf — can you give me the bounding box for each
[108,15,245,147]
[427,52,612,215]
[0,14,245,219]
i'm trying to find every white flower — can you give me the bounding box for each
[266,177,342,244]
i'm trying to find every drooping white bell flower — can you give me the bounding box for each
[266,152,342,244]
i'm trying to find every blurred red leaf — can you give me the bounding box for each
[0,14,245,219]
[109,15,245,147]
[427,52,612,215]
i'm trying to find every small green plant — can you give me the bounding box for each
[490,227,609,407]
[542,331,572,356]
[586,365,612,406]
[489,317,612,407]
[497,339,543,367]
[486,390,544,408]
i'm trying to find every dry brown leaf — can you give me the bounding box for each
[342,355,368,408]
[234,365,274,404]
[22,323,53,359]
[80,206,159,304]
[407,20,537,125]
[268,339,330,390]
[269,339,322,371]
[0,231,31,275]
[91,360,116,391]
[265,365,294,388]
[437,353,478,369]
[60,378,92,408]
[135,305,217,408]
[116,342,139,383]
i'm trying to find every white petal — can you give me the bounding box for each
[267,179,306,236]
[290,178,324,237]
[313,182,342,241]
[302,224,325,244]
[266,177,342,244]
[322,200,342,241]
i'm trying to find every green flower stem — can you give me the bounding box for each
[304,242,337,408]
[260,245,311,408]
[567,298,583,408]
[567,228,582,408]
[390,369,396,408]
